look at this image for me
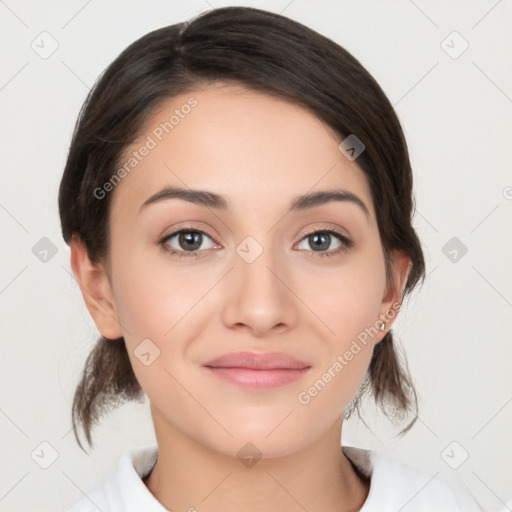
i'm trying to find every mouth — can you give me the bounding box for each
[201,351,312,390]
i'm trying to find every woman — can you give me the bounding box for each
[59,6,481,511]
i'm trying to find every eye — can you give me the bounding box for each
[295,227,353,258]
[158,225,353,259]
[159,227,217,258]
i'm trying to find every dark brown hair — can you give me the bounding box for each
[58,6,425,451]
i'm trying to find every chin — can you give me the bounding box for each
[199,420,316,462]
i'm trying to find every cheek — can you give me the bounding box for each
[277,256,386,418]
[109,246,217,388]
[110,240,198,339]
[295,273,382,421]
[297,248,387,343]
[112,267,196,404]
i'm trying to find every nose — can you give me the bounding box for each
[220,240,299,337]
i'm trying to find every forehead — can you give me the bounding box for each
[110,83,375,222]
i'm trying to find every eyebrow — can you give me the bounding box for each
[138,186,370,220]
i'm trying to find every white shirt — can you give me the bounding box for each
[66,444,483,512]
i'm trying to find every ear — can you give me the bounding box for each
[377,249,411,341]
[69,236,123,340]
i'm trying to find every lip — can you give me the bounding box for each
[202,351,311,390]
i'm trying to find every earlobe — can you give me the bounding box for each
[69,236,123,340]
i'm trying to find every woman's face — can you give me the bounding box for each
[97,83,406,458]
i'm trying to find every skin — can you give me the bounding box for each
[70,82,410,512]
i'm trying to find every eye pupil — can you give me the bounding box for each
[179,232,202,251]
[310,233,330,251]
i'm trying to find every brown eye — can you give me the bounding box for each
[160,228,216,258]
[296,228,353,258]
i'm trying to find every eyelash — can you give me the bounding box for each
[158,225,353,259]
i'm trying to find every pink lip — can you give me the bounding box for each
[203,352,311,389]
[202,351,311,390]
[203,351,310,370]
[204,367,311,389]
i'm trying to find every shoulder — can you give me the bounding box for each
[65,445,165,512]
[343,446,483,512]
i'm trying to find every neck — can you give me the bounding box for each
[144,412,370,512]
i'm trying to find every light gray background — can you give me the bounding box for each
[1,1,511,511]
